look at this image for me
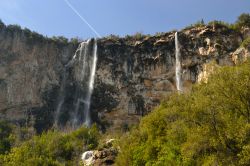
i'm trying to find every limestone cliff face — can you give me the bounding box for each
[94,25,248,129]
[0,25,77,131]
[0,23,249,131]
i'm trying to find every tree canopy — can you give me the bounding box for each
[236,13,250,28]
[0,125,100,166]
[116,60,250,166]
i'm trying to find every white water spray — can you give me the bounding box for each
[54,39,98,128]
[175,32,182,92]
[73,39,98,127]
[83,39,97,126]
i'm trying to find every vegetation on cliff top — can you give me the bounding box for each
[0,19,80,46]
[183,13,250,32]
[3,13,249,45]
[116,60,250,165]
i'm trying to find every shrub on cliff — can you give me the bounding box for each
[51,36,69,45]
[124,32,150,40]
[106,34,120,40]
[70,37,81,45]
[116,60,250,165]
[23,28,45,43]
[235,13,250,28]
[0,19,5,28]
[208,20,230,27]
[241,37,250,49]
[6,24,22,33]
[185,19,206,29]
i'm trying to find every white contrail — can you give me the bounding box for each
[64,0,102,38]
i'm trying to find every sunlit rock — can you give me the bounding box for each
[81,151,94,166]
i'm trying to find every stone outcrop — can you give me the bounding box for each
[0,23,249,131]
[232,47,250,64]
[81,151,95,166]
[81,148,118,166]
[81,139,118,166]
[197,61,219,83]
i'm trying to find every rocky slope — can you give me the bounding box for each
[0,22,249,132]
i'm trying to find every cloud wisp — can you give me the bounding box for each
[64,0,101,38]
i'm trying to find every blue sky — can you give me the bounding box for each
[0,0,249,39]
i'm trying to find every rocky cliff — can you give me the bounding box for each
[0,22,249,132]
[0,24,78,132]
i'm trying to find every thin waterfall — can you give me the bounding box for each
[175,32,182,92]
[72,38,98,127]
[54,39,98,128]
[72,39,91,127]
[84,39,97,126]
[54,69,68,127]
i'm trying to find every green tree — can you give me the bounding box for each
[1,125,100,165]
[116,60,250,165]
[241,37,250,49]
[0,19,5,28]
[0,121,14,155]
[235,13,250,28]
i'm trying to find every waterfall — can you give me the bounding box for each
[72,38,98,127]
[175,32,182,92]
[54,39,98,128]
[54,69,68,128]
[82,39,97,126]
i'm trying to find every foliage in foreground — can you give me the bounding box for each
[0,121,14,155]
[116,60,250,166]
[0,125,100,166]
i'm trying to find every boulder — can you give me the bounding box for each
[81,151,94,166]
[232,47,250,64]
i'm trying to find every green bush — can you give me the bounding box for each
[235,13,250,28]
[22,28,45,43]
[4,23,72,45]
[0,125,100,165]
[116,60,250,165]
[23,28,32,36]
[241,37,250,48]
[134,32,148,40]
[106,34,120,40]
[51,36,69,45]
[185,19,206,29]
[6,24,22,33]
[155,32,165,37]
[183,13,250,32]
[0,121,15,155]
[0,19,5,28]
[208,20,231,28]
[70,37,80,45]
